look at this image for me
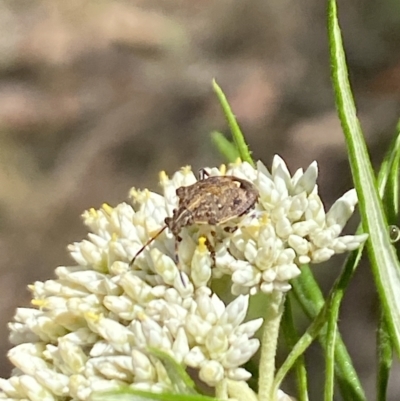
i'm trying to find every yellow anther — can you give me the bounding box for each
[31,299,46,308]
[85,311,102,323]
[197,236,208,252]
[159,170,169,182]
[130,188,150,202]
[181,165,192,176]
[129,187,139,199]
[219,164,227,175]
[246,225,259,237]
[137,311,148,321]
[86,208,98,218]
[260,213,269,225]
[102,203,113,215]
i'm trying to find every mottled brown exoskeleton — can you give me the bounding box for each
[130,171,259,266]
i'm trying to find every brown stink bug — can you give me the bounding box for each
[130,171,259,266]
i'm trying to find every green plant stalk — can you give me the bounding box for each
[147,348,197,395]
[375,125,400,400]
[212,80,255,166]
[293,261,366,401]
[274,261,363,398]
[282,295,309,401]
[93,388,220,401]
[272,297,329,394]
[322,242,366,401]
[258,291,285,401]
[292,121,400,400]
[391,119,400,215]
[211,131,240,163]
[329,0,400,356]
[377,314,392,401]
[379,121,400,221]
[324,298,338,401]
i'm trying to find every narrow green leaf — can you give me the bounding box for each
[291,123,400,401]
[211,131,240,163]
[379,121,400,220]
[376,125,400,401]
[147,348,197,395]
[324,247,365,400]
[212,80,255,166]
[329,0,400,356]
[282,296,309,401]
[324,299,338,401]
[272,299,327,393]
[274,244,366,396]
[92,388,218,401]
[392,120,400,214]
[292,265,367,401]
[377,315,392,401]
[258,291,285,401]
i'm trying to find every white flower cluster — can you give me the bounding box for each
[0,156,367,401]
[211,157,368,294]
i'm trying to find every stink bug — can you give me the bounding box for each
[130,172,258,266]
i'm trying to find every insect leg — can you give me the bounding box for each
[198,168,210,180]
[129,225,168,266]
[224,225,238,234]
[174,235,182,264]
[205,232,216,265]
[173,235,188,285]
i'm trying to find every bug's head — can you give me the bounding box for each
[164,216,173,229]
[164,215,181,236]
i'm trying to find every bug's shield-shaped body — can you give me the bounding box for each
[165,175,259,235]
[130,174,258,266]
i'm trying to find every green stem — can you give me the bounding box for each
[324,302,338,401]
[377,313,392,401]
[258,291,285,401]
[292,264,366,401]
[282,295,309,401]
[211,131,240,163]
[212,80,255,166]
[272,300,328,394]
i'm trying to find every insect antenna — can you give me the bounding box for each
[129,224,168,266]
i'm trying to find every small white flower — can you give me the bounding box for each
[0,157,366,401]
[130,349,156,382]
[199,360,225,386]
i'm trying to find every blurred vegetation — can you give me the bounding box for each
[0,0,399,398]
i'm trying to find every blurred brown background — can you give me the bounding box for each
[0,0,400,399]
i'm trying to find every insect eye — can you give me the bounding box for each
[176,187,185,197]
